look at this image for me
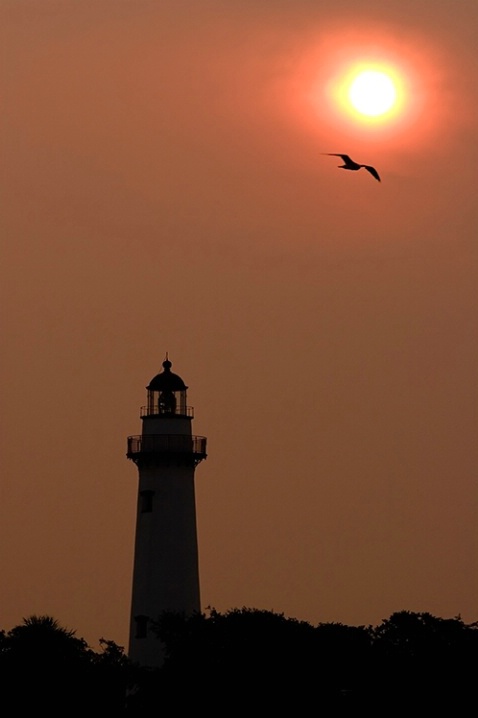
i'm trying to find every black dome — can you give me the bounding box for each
[147,359,188,391]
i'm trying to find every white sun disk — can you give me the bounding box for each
[349,70,397,117]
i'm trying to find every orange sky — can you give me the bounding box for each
[1,0,477,650]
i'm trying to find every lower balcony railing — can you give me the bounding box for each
[127,434,207,460]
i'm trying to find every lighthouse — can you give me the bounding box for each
[126,357,207,667]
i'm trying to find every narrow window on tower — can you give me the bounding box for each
[140,490,155,513]
[134,615,149,639]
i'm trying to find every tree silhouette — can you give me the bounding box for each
[1,609,476,714]
[371,611,478,710]
[143,607,374,711]
[0,615,132,712]
[136,607,477,712]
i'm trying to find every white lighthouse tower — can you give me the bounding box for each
[126,357,207,667]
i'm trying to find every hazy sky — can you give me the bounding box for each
[2,0,477,650]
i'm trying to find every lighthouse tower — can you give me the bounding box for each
[126,357,207,667]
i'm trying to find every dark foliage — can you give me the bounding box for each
[0,615,133,713]
[1,609,476,714]
[371,611,478,710]
[140,607,477,713]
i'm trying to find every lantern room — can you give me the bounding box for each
[143,357,191,417]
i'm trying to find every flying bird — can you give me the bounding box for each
[322,153,381,182]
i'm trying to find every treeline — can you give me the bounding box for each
[1,609,476,713]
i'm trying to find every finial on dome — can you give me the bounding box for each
[162,352,172,371]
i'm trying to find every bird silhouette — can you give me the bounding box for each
[322,153,381,182]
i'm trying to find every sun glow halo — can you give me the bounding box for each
[302,28,445,148]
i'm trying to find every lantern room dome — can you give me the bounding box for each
[147,359,188,392]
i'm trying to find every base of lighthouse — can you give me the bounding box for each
[126,359,207,668]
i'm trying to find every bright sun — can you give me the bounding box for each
[326,60,405,126]
[348,70,397,117]
[309,31,438,143]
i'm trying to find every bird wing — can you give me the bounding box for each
[363,165,381,181]
[322,153,352,162]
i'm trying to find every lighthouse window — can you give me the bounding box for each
[159,390,176,414]
[134,615,148,639]
[140,490,155,513]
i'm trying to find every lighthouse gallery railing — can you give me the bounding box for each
[127,434,207,458]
